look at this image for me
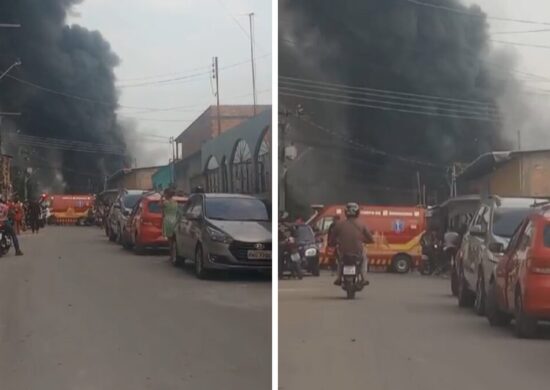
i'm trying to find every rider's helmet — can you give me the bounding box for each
[345,202,360,218]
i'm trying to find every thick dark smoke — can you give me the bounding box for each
[280,0,515,216]
[0,0,127,195]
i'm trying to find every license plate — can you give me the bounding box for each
[343,265,356,275]
[247,250,271,260]
[290,253,301,262]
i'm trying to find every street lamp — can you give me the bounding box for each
[0,59,22,81]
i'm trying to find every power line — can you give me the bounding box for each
[295,115,445,169]
[280,75,496,107]
[403,0,550,27]
[280,77,498,113]
[280,85,498,120]
[280,90,499,122]
[492,28,550,35]
[490,39,550,50]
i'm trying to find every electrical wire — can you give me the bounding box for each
[294,115,445,169]
[280,90,498,122]
[280,86,498,120]
[403,0,550,27]
[280,75,497,107]
[279,79,498,113]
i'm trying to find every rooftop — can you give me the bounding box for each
[458,149,550,181]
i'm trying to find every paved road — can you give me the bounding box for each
[0,227,271,390]
[280,272,550,390]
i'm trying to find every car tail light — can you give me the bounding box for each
[141,219,154,226]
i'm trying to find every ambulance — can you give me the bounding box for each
[307,204,426,273]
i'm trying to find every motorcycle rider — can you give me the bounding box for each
[327,214,341,274]
[0,196,24,256]
[329,203,373,286]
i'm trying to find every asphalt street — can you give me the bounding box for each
[279,271,550,390]
[0,226,271,390]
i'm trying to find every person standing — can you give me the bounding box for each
[162,188,178,253]
[0,197,24,256]
[29,200,41,234]
[14,199,23,235]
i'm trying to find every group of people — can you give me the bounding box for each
[279,203,373,286]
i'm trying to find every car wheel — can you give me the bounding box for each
[514,289,537,339]
[458,268,475,308]
[108,225,116,242]
[116,225,123,244]
[486,280,511,327]
[392,254,411,274]
[133,234,144,255]
[474,270,486,316]
[170,239,184,267]
[194,245,208,280]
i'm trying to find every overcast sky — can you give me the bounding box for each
[70,0,272,164]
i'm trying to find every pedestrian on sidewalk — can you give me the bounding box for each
[0,197,24,256]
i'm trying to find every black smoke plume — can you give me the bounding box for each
[280,0,514,216]
[0,0,127,195]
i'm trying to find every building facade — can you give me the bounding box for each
[201,108,271,199]
[173,105,270,193]
[458,150,550,197]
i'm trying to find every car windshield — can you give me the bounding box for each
[205,197,269,221]
[294,225,314,242]
[493,208,532,238]
[123,194,142,209]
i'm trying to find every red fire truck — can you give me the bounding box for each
[307,204,426,273]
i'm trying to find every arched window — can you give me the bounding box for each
[220,157,229,192]
[256,128,271,194]
[206,156,220,193]
[232,140,253,194]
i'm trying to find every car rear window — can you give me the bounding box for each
[205,197,269,221]
[123,194,142,209]
[493,208,533,238]
[543,225,550,248]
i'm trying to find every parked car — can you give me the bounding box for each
[170,193,271,278]
[122,192,187,253]
[106,189,146,243]
[292,223,320,276]
[456,196,546,314]
[485,206,550,338]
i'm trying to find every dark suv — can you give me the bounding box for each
[457,196,547,314]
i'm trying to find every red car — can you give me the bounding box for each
[486,205,550,338]
[122,193,187,253]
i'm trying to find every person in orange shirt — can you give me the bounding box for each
[14,200,24,235]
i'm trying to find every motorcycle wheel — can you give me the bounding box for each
[346,287,355,299]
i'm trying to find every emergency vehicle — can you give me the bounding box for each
[307,204,426,273]
[46,194,94,225]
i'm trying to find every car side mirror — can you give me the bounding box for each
[186,213,200,221]
[489,242,505,253]
[470,225,486,237]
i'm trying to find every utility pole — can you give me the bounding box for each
[518,129,523,194]
[169,137,176,186]
[248,12,257,116]
[212,57,221,136]
[517,130,522,151]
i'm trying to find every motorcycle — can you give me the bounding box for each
[0,225,13,257]
[340,253,365,299]
[279,236,303,280]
